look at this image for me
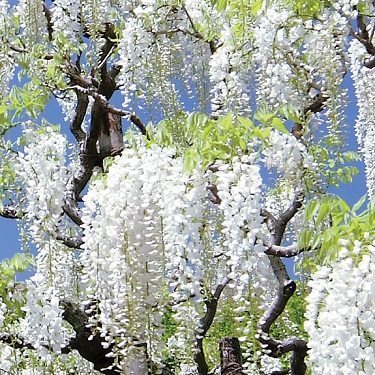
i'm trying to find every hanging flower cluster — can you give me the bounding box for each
[303,6,350,95]
[305,240,375,374]
[117,17,160,110]
[209,35,251,117]
[253,1,350,120]
[214,156,266,280]
[15,126,85,370]
[50,0,81,41]
[0,0,15,98]
[349,38,375,197]
[117,4,213,118]
[80,143,207,368]
[17,125,67,243]
[14,0,47,42]
[78,137,280,371]
[252,6,302,109]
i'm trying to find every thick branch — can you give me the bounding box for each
[219,337,245,375]
[43,3,53,41]
[56,233,84,249]
[63,32,122,225]
[257,334,308,375]
[61,299,122,374]
[259,194,307,375]
[206,183,222,204]
[0,333,71,354]
[352,10,375,68]
[195,278,230,375]
[70,90,88,143]
[259,279,296,334]
[274,194,304,245]
[0,205,22,219]
[265,243,300,257]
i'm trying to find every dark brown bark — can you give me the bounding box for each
[352,9,375,68]
[259,195,308,375]
[63,25,122,225]
[56,233,84,248]
[99,112,124,159]
[0,204,22,219]
[195,278,230,375]
[61,299,122,375]
[219,337,245,375]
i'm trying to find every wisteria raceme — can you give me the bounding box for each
[214,156,265,274]
[349,38,375,197]
[14,127,89,371]
[1,0,375,373]
[14,0,47,42]
[253,5,301,109]
[17,126,67,243]
[303,7,350,94]
[0,0,15,98]
[80,144,183,367]
[117,17,154,111]
[305,240,375,374]
[79,139,288,371]
[209,39,251,116]
[50,0,81,41]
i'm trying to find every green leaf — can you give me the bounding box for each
[188,112,208,132]
[304,199,320,221]
[299,229,312,249]
[254,110,273,124]
[250,0,263,15]
[217,0,228,12]
[238,116,254,128]
[279,104,300,122]
[103,156,115,172]
[352,194,367,213]
[253,126,271,139]
[343,150,361,162]
[315,202,330,227]
[220,113,233,130]
[0,105,7,115]
[270,117,289,134]
[184,148,200,170]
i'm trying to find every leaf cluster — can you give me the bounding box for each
[0,253,34,324]
[299,194,373,270]
[148,111,288,171]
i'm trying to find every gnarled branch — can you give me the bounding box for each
[259,193,307,375]
[195,277,231,375]
[0,204,22,219]
[61,299,122,374]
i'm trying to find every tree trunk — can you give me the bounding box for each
[99,112,124,160]
[219,337,245,375]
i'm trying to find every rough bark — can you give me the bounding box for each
[99,112,124,159]
[0,204,22,219]
[63,24,122,225]
[352,8,375,69]
[195,278,230,375]
[61,299,122,374]
[219,337,245,375]
[259,195,308,375]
